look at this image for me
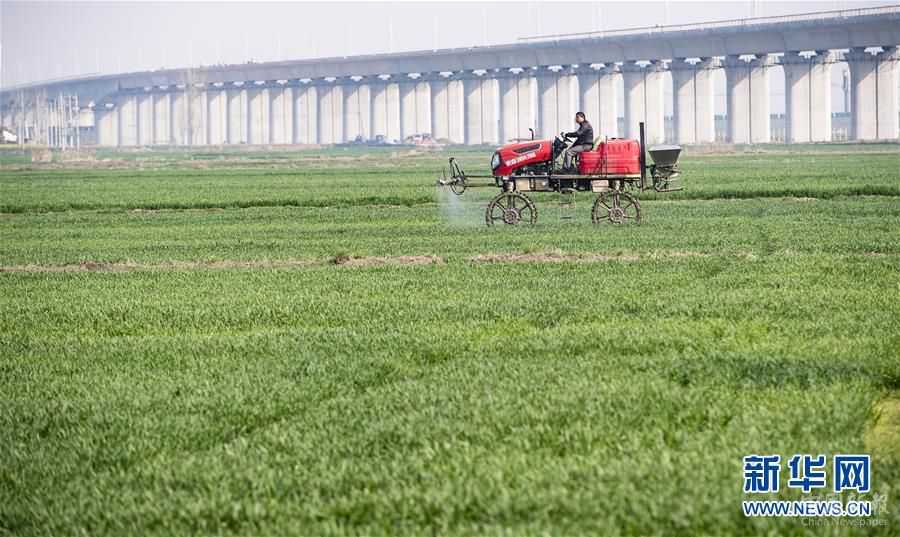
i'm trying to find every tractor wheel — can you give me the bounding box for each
[485,192,537,226]
[592,191,641,224]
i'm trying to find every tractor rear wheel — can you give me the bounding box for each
[592,191,641,224]
[485,192,537,226]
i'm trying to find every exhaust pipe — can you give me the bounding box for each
[639,122,646,191]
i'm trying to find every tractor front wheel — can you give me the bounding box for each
[485,192,537,226]
[592,191,641,224]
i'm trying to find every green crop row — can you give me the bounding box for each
[1,196,898,266]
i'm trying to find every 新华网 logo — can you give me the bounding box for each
[741,454,875,518]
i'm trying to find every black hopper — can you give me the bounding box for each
[647,144,683,192]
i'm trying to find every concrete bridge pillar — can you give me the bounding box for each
[13,101,26,141]
[843,48,874,140]
[268,87,281,144]
[430,74,465,144]
[207,88,228,145]
[370,78,388,141]
[416,79,432,138]
[809,51,834,142]
[188,89,207,145]
[846,46,900,141]
[270,85,293,144]
[153,93,170,144]
[96,106,119,146]
[227,86,249,144]
[622,61,666,144]
[463,72,499,145]
[343,79,372,142]
[16,102,31,145]
[343,81,359,143]
[670,58,717,144]
[385,80,402,142]
[430,75,449,142]
[537,68,557,139]
[399,76,431,141]
[724,55,773,144]
[247,87,263,144]
[247,86,272,144]
[577,65,619,139]
[371,77,402,142]
[723,56,750,144]
[499,69,537,143]
[316,80,344,144]
[537,67,577,139]
[118,95,138,146]
[874,47,900,140]
[782,51,833,143]
[361,80,374,140]
[293,83,317,144]
[137,93,153,145]
[498,72,516,143]
[170,89,188,145]
[621,65,642,142]
[399,78,416,141]
[463,74,481,144]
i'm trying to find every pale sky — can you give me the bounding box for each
[0,0,887,88]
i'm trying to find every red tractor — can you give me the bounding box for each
[438,123,682,225]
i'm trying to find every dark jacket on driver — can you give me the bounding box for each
[566,121,594,147]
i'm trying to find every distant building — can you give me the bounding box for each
[1,127,18,144]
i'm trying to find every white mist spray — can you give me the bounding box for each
[435,186,479,227]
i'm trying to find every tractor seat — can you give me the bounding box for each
[592,135,624,150]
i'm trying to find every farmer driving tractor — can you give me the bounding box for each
[562,112,593,171]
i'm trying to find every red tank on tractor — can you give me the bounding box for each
[438,122,682,226]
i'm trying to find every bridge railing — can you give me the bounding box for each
[518,4,900,43]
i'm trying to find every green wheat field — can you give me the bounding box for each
[1,144,899,536]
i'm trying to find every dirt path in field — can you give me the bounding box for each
[470,252,640,263]
[0,251,713,273]
[4,250,893,273]
[0,256,443,273]
[468,251,710,263]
